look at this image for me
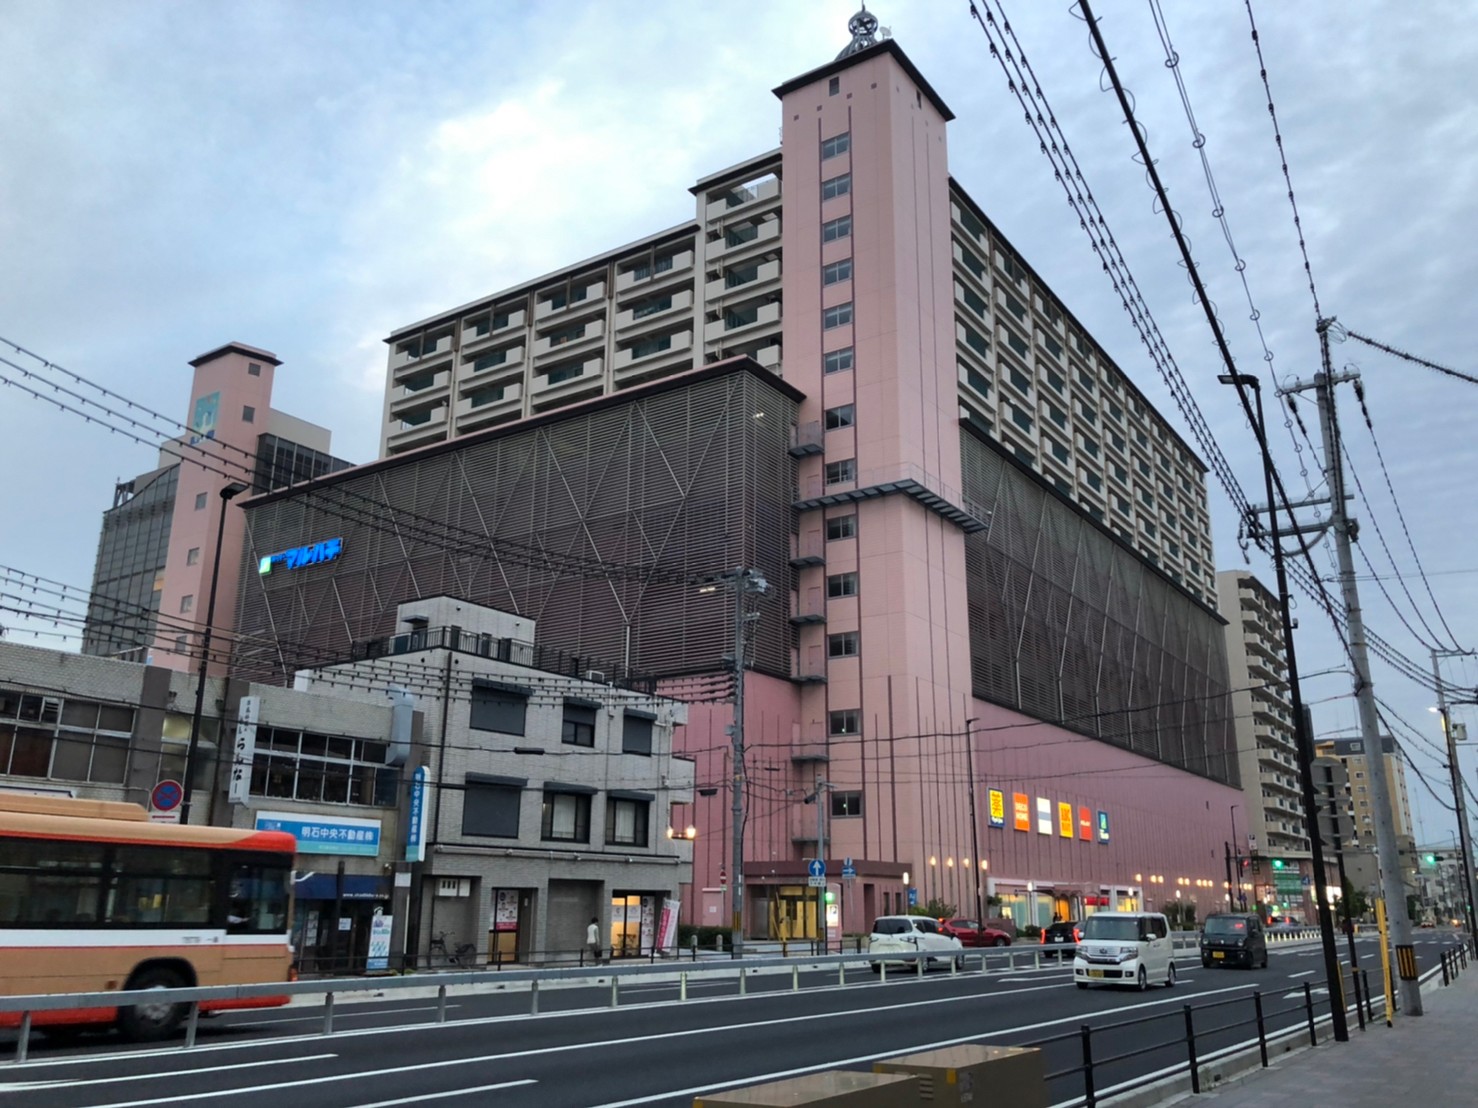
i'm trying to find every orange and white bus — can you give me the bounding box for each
[0,792,296,1041]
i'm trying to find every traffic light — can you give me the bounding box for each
[1271,858,1286,870]
[822,890,837,905]
[1423,853,1441,865]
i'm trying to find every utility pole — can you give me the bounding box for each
[1281,324,1421,1015]
[808,774,830,953]
[1432,649,1478,944]
[964,718,985,928]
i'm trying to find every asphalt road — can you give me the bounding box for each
[0,933,1454,1108]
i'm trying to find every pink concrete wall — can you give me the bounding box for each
[153,349,276,672]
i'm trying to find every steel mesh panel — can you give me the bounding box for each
[236,370,797,686]
[961,431,1237,786]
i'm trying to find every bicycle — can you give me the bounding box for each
[428,931,479,967]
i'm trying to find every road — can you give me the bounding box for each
[0,933,1453,1107]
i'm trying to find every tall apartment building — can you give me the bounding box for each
[1314,735,1416,857]
[237,19,1240,937]
[81,343,348,671]
[1216,572,1305,857]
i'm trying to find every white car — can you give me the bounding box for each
[1073,911,1176,990]
[867,915,964,972]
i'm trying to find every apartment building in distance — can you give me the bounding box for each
[237,15,1240,938]
[82,343,348,670]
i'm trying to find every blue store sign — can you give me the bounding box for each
[255,810,381,856]
[259,537,343,575]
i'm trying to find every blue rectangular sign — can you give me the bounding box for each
[255,810,381,856]
[405,766,428,862]
[259,537,343,575]
[1096,810,1110,844]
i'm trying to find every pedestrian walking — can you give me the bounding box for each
[586,917,602,964]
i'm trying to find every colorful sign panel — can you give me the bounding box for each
[259,537,343,575]
[1012,792,1031,832]
[405,765,429,862]
[366,909,393,971]
[255,810,381,856]
[1078,806,1092,841]
[1097,810,1111,843]
[988,789,1005,829]
[1057,802,1074,838]
[1035,797,1052,835]
[191,392,219,435]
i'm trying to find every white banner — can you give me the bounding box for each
[229,696,260,804]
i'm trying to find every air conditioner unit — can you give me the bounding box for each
[585,669,606,683]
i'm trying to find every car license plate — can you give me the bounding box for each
[1088,969,1105,978]
[1212,951,1225,960]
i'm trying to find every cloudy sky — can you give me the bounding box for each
[2,1,1475,841]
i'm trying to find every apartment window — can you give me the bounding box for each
[472,350,508,373]
[829,709,860,735]
[1002,254,1026,285]
[822,258,853,286]
[1080,435,1099,458]
[1112,462,1129,484]
[1048,438,1070,464]
[242,406,255,423]
[546,322,586,347]
[823,302,853,329]
[1004,293,1027,321]
[822,215,852,243]
[958,244,986,280]
[828,76,840,95]
[822,132,850,159]
[541,790,592,843]
[1041,335,1063,360]
[247,362,261,377]
[1108,402,1123,422]
[194,492,207,510]
[832,792,863,818]
[961,285,988,318]
[825,459,855,485]
[828,632,860,658]
[629,335,672,359]
[545,361,584,385]
[824,347,854,374]
[824,404,855,430]
[1009,405,1032,433]
[827,572,859,598]
[174,635,189,654]
[1085,471,1103,491]
[1114,494,1131,515]
[826,514,857,540]
[821,173,851,201]
[1137,458,1152,478]
[460,776,523,838]
[469,681,528,736]
[1047,404,1067,429]
[622,712,655,756]
[962,324,989,358]
[606,796,650,847]
[1077,367,1095,391]
[561,701,597,747]
[1045,369,1065,395]
[186,547,200,567]
[180,594,194,614]
[1008,367,1032,396]
[249,726,395,807]
[468,385,506,408]
[964,367,991,399]
[1005,332,1028,359]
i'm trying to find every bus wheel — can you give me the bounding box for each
[118,966,187,1041]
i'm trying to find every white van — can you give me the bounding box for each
[1072,911,1175,990]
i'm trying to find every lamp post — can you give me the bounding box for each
[964,718,985,927]
[180,481,248,826]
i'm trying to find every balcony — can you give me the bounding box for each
[461,308,525,351]
[704,174,781,222]
[613,330,693,379]
[384,405,448,453]
[454,380,523,431]
[531,356,603,400]
[534,280,607,321]
[790,533,825,568]
[462,343,525,379]
[703,300,781,344]
[389,331,455,371]
[614,288,693,332]
[705,257,782,303]
[615,248,695,293]
[704,216,781,263]
[389,367,450,409]
[789,421,823,457]
[790,593,826,625]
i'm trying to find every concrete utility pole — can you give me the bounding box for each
[1283,325,1421,1015]
[1432,649,1478,943]
[964,719,985,928]
[810,773,830,953]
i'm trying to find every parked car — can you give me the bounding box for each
[939,918,1013,947]
[1073,911,1176,990]
[1266,914,1304,933]
[1199,912,1268,969]
[868,915,964,971]
[1040,920,1081,958]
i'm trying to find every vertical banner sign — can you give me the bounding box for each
[988,789,1005,829]
[1036,797,1053,835]
[1097,810,1111,843]
[1078,806,1092,841]
[405,766,430,862]
[1057,802,1074,838]
[658,898,680,952]
[228,696,260,805]
[1012,793,1031,832]
[366,908,393,971]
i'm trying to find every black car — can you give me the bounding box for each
[1041,920,1081,958]
[1200,912,1268,969]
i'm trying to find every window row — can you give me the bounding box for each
[470,684,656,755]
[460,779,656,847]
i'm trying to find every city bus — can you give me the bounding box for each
[0,792,297,1041]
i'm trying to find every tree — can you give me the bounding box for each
[911,897,957,919]
[1341,879,1369,920]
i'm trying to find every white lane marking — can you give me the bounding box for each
[1288,970,1316,978]
[1283,987,1328,999]
[239,1004,461,1024]
[582,981,1266,1108]
[347,1081,536,1106]
[0,1053,337,1093]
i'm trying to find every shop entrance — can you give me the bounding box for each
[766,886,818,941]
[488,888,529,964]
[610,892,658,957]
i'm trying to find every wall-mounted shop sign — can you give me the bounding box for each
[259,537,343,575]
[255,810,381,856]
[1012,792,1030,832]
[1057,802,1074,839]
[1078,806,1092,841]
[1035,797,1052,836]
[1097,810,1111,844]
[988,789,1005,829]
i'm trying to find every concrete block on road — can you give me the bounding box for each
[693,1070,921,1107]
[875,1044,1047,1107]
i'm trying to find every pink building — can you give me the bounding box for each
[238,20,1240,941]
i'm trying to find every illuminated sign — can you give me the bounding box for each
[1012,793,1030,832]
[1097,810,1110,844]
[1057,802,1074,838]
[259,537,343,575]
[1036,797,1052,835]
[988,789,1005,829]
[1078,806,1092,841]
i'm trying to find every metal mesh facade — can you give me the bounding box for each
[81,465,178,660]
[961,428,1238,787]
[236,367,798,685]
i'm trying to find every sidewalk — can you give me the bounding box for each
[1181,969,1478,1105]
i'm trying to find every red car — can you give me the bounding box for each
[940,918,1013,947]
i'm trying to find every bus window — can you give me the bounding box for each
[228,861,291,933]
[107,846,213,926]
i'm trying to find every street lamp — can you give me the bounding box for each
[180,481,248,825]
[964,718,985,927]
